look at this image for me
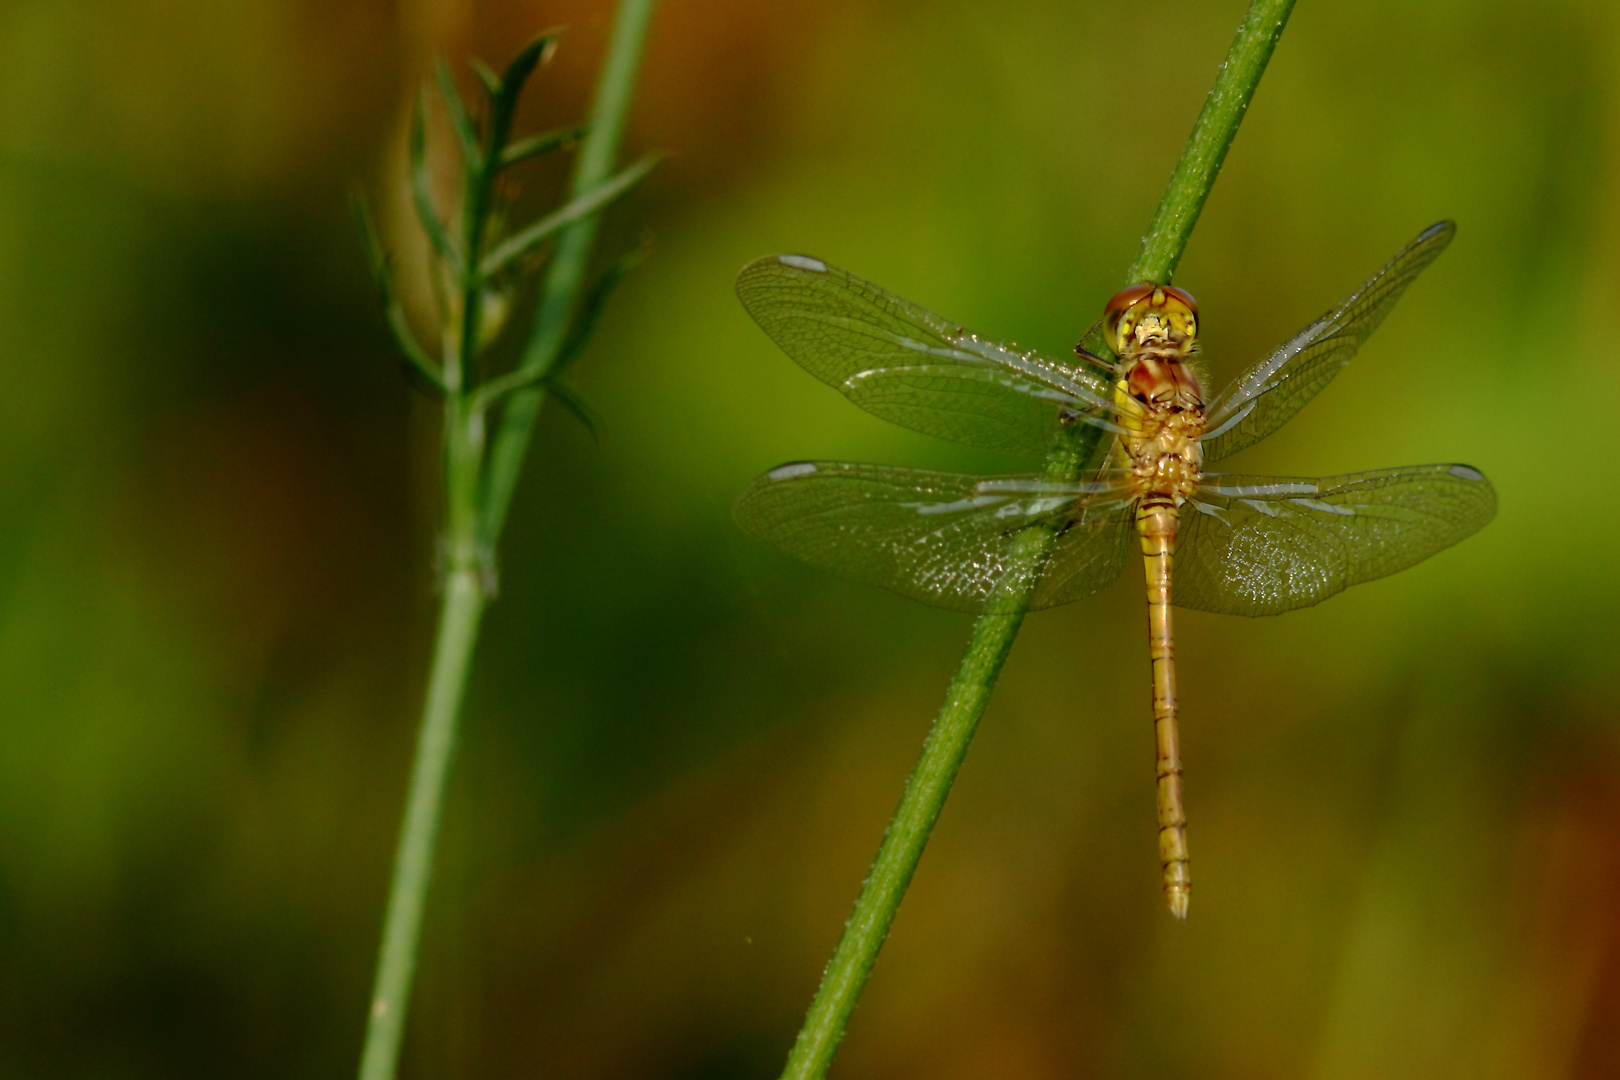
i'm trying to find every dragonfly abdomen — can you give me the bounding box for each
[1137,495,1191,919]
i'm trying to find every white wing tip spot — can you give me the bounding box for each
[778,254,827,273]
[768,461,818,481]
[1448,464,1485,482]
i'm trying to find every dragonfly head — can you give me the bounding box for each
[1103,283,1198,357]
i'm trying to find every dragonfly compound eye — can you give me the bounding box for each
[1103,283,1156,354]
[1159,285,1198,315]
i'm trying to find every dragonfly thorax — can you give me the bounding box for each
[1125,356,1204,412]
[1114,357,1206,504]
[1120,400,1204,502]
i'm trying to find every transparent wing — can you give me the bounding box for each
[1201,221,1455,462]
[736,254,1121,459]
[1174,463,1496,616]
[735,461,1136,613]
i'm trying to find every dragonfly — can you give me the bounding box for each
[731,222,1497,919]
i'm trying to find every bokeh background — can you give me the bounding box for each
[0,0,1616,1076]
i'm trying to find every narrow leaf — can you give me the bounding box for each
[352,187,390,282]
[501,31,559,104]
[552,239,649,375]
[350,190,448,397]
[391,311,452,398]
[467,241,643,413]
[486,33,561,162]
[504,31,559,87]
[409,93,461,273]
[544,378,605,443]
[480,153,661,279]
[498,123,589,170]
[470,58,501,99]
[435,59,482,166]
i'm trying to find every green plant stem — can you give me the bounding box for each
[479,0,659,548]
[776,2,1295,1077]
[358,566,485,1080]
[356,3,658,1077]
[780,611,1023,1079]
[360,384,487,1080]
[1128,0,1296,285]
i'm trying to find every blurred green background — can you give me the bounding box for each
[0,0,1616,1076]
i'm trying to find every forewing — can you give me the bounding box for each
[1202,222,1455,462]
[1174,463,1496,616]
[735,461,1135,613]
[736,254,1118,458]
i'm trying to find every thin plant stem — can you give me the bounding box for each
[358,568,485,1080]
[479,0,659,547]
[1127,0,1296,285]
[355,3,659,1077]
[776,2,1296,1077]
[780,610,1024,1075]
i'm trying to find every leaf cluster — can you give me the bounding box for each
[354,32,658,432]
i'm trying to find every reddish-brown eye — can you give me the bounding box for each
[1104,283,1156,316]
[1161,285,1198,314]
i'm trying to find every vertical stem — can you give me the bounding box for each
[1128,0,1297,285]
[356,4,659,1077]
[359,566,486,1080]
[775,1,1296,1076]
[361,385,486,1080]
[478,0,659,547]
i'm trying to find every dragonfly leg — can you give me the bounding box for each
[1138,497,1191,919]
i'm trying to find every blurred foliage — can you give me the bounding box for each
[0,0,1616,1077]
